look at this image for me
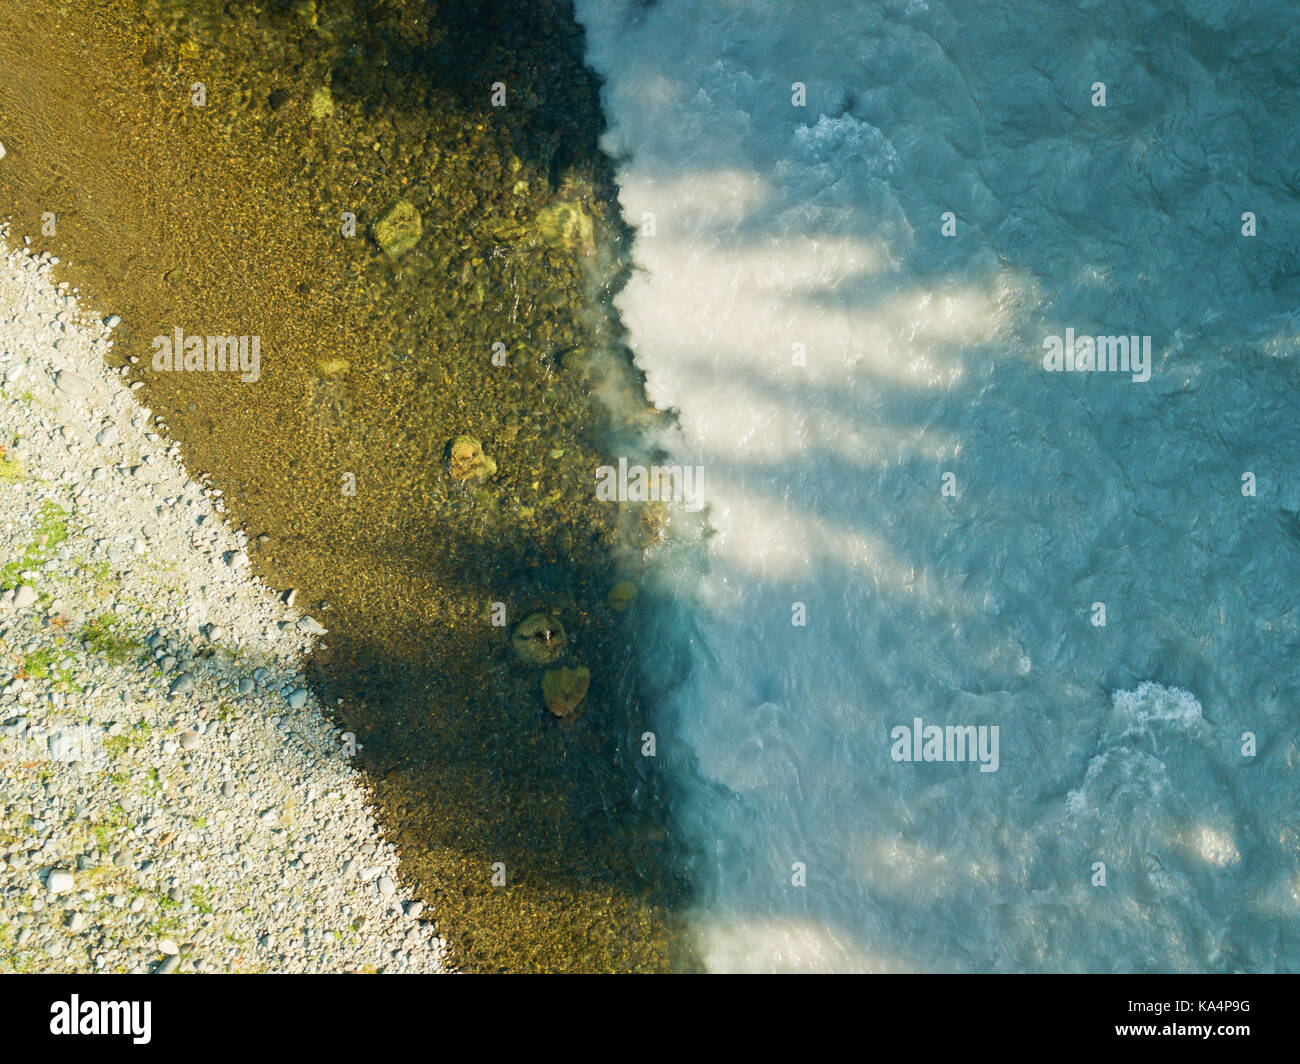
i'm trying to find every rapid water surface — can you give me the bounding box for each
[577,0,1300,971]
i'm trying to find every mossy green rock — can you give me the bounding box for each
[608,580,637,611]
[542,666,590,720]
[310,85,333,120]
[512,612,566,665]
[372,199,422,257]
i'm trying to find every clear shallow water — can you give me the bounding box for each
[576,0,1300,971]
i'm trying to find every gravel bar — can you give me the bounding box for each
[0,230,449,973]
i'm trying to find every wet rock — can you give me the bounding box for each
[608,581,637,611]
[372,199,422,257]
[534,200,596,257]
[511,613,566,665]
[296,616,327,637]
[542,666,590,720]
[314,358,349,378]
[310,86,333,120]
[448,436,497,482]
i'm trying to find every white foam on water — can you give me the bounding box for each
[577,0,1300,971]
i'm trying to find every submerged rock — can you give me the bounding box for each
[314,357,349,378]
[542,666,590,720]
[534,200,595,257]
[372,199,422,257]
[511,612,566,665]
[639,501,668,544]
[448,436,497,481]
[608,580,637,611]
[310,86,333,120]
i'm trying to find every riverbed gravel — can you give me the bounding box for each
[0,229,449,973]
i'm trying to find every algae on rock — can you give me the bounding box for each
[542,666,590,720]
[372,199,422,257]
[534,200,595,257]
[511,612,566,665]
[310,86,333,120]
[608,580,637,611]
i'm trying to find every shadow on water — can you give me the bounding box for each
[575,0,1300,970]
[0,0,694,970]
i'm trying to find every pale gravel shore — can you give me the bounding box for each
[0,229,450,973]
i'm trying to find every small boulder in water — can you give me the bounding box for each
[511,612,566,665]
[372,199,422,257]
[314,357,349,378]
[542,666,590,720]
[310,86,333,120]
[608,580,637,611]
[534,200,595,257]
[448,436,497,481]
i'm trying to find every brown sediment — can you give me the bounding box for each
[0,0,693,971]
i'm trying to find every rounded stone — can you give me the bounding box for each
[448,436,497,482]
[511,612,566,665]
[54,370,91,396]
[541,666,591,720]
[608,580,638,611]
[371,199,423,257]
